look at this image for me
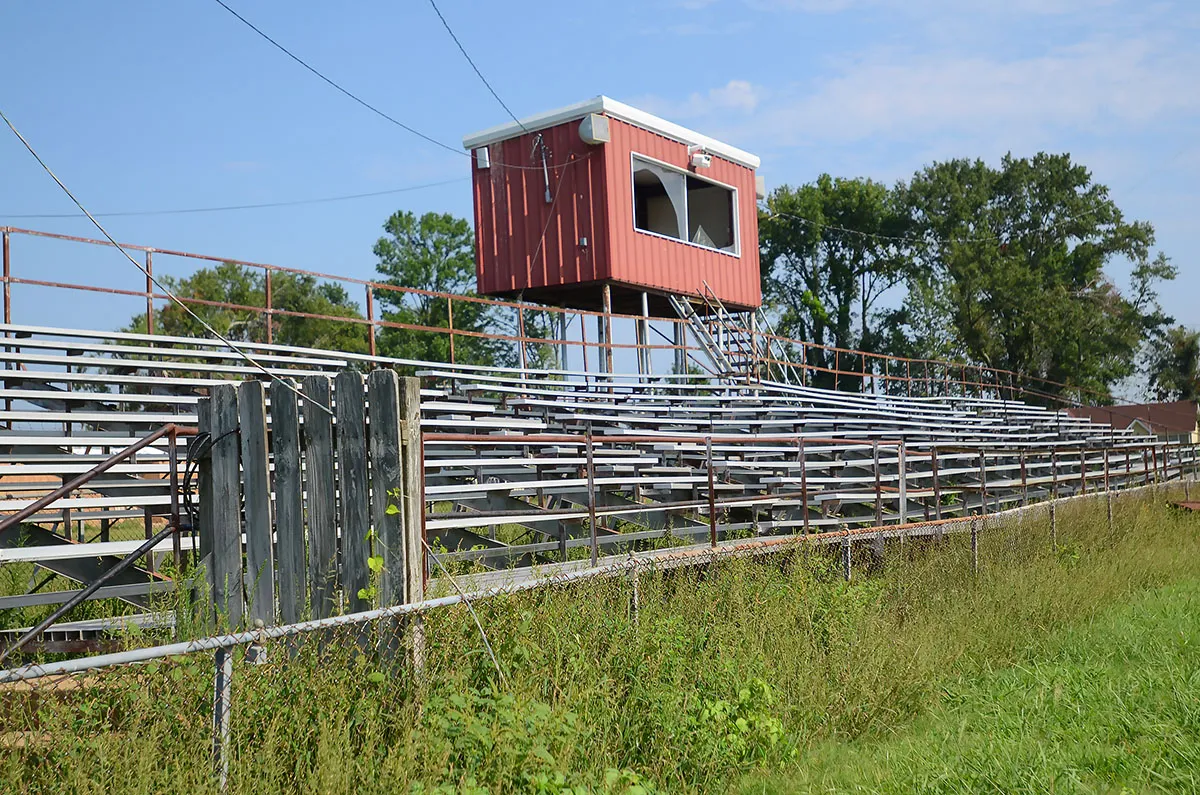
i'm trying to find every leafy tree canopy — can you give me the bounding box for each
[1148,326,1200,402]
[372,210,514,368]
[901,153,1175,401]
[759,175,918,388]
[125,261,370,354]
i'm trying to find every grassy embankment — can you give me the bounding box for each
[4,486,1199,793]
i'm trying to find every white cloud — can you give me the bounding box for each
[636,79,765,119]
[741,35,1199,148]
[748,0,1118,13]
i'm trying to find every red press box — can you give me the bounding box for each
[463,96,763,315]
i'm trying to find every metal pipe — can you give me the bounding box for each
[0,423,194,534]
[931,446,942,521]
[264,269,273,345]
[447,296,455,364]
[2,230,10,325]
[145,251,154,335]
[798,439,809,534]
[0,519,180,664]
[585,428,598,567]
[706,436,718,547]
[212,646,233,793]
[978,451,988,515]
[365,285,375,357]
[873,442,882,525]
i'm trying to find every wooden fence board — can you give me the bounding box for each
[336,371,370,612]
[238,381,274,623]
[209,384,243,627]
[302,376,338,618]
[270,381,305,623]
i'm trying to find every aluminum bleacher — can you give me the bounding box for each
[0,323,1191,612]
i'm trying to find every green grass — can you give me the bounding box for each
[744,576,1200,794]
[4,488,1200,793]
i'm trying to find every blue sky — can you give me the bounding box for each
[2,0,1197,352]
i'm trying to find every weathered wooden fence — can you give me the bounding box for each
[197,371,423,627]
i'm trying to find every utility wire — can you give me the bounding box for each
[1,177,467,220]
[426,0,526,131]
[211,0,546,170]
[0,107,332,416]
[211,0,465,157]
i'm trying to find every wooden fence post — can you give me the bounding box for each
[302,376,338,619]
[270,381,305,624]
[238,381,274,624]
[336,372,371,613]
[209,384,243,627]
[399,376,425,673]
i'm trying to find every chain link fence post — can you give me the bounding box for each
[211,645,233,793]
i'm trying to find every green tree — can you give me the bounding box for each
[372,211,513,367]
[1148,326,1200,402]
[902,153,1174,402]
[759,175,916,389]
[125,261,370,353]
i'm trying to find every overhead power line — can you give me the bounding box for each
[426,0,527,131]
[0,106,331,415]
[211,0,466,157]
[1,177,467,220]
[210,0,549,171]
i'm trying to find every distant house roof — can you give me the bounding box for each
[1067,400,1199,434]
[461,95,762,170]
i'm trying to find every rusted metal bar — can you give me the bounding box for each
[970,515,979,575]
[1079,449,1087,495]
[585,428,598,566]
[517,307,527,372]
[873,442,882,526]
[446,296,455,364]
[169,428,182,570]
[0,519,181,665]
[1151,445,1159,484]
[1051,450,1059,499]
[365,284,375,357]
[1020,452,1028,505]
[978,451,988,515]
[0,423,195,534]
[145,251,155,335]
[798,438,809,534]
[2,230,10,325]
[264,269,273,345]
[602,284,614,376]
[931,446,942,521]
[706,436,718,548]
[834,349,840,391]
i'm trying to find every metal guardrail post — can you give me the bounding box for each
[706,436,717,548]
[144,250,154,335]
[970,515,979,576]
[212,646,233,793]
[931,446,942,522]
[3,229,10,325]
[978,451,988,515]
[586,427,598,566]
[798,439,809,534]
[873,442,882,526]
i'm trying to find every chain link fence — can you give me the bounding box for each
[1,478,1195,791]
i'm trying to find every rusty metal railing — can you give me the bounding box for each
[0,225,1115,408]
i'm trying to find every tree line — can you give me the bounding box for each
[125,151,1197,403]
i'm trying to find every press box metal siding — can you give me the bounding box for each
[468,99,762,313]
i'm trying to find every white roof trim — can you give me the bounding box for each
[462,95,761,170]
